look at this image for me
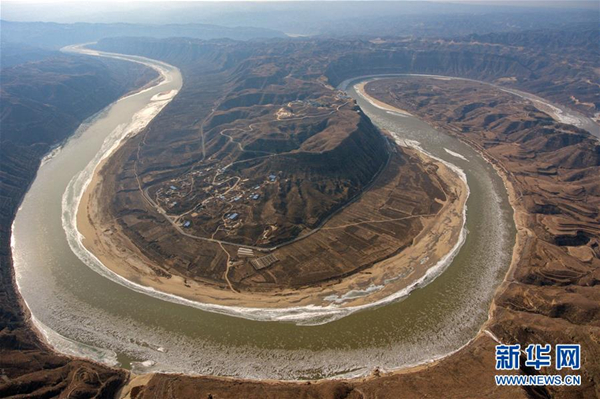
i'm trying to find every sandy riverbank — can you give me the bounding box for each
[355,82,414,116]
[77,126,468,316]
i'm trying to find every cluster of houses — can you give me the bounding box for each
[179,173,279,230]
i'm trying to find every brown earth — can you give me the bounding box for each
[85,41,462,296]
[80,141,467,307]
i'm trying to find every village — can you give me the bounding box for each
[152,164,280,242]
[149,91,353,246]
[275,91,352,121]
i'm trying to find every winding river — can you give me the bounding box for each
[11,48,522,379]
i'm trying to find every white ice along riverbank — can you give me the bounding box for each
[445,148,469,162]
[62,53,470,326]
[12,45,180,369]
[11,213,123,368]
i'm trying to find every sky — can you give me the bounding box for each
[0,0,600,7]
[2,0,597,3]
[2,0,596,25]
[2,0,597,8]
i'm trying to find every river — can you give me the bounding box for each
[12,49,519,379]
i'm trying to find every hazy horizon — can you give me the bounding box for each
[2,0,597,25]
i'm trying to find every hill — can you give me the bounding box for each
[0,20,286,50]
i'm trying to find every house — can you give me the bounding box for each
[183,221,191,227]
[268,174,277,182]
[228,213,239,220]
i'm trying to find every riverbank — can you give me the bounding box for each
[360,76,600,395]
[77,126,469,318]
[356,76,526,343]
[355,81,413,116]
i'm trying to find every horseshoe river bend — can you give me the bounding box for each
[11,47,515,380]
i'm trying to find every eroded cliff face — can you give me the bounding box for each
[0,55,158,234]
[324,30,599,119]
[0,53,157,398]
[95,29,599,118]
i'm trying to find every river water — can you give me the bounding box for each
[12,50,520,379]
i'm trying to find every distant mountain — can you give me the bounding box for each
[0,42,59,68]
[0,20,286,50]
[92,26,598,119]
[466,28,600,51]
[1,1,598,37]
[316,12,599,38]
